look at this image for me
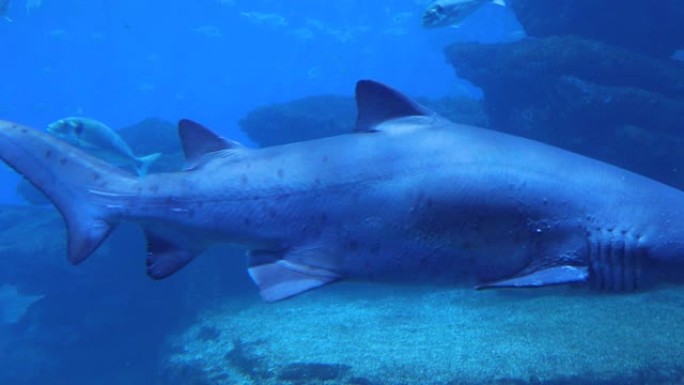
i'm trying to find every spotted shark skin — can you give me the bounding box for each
[1,80,684,301]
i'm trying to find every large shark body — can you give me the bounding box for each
[1,80,684,301]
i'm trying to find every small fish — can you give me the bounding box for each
[0,284,44,324]
[422,0,506,29]
[47,117,161,176]
[1,0,12,22]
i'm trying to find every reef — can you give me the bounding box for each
[445,36,684,188]
[239,95,488,147]
[510,0,684,58]
[161,283,684,385]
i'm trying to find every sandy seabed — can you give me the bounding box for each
[163,282,684,385]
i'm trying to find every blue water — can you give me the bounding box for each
[5,1,682,385]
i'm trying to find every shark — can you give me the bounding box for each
[1,80,684,302]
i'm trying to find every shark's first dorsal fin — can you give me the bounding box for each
[178,119,244,169]
[354,80,434,132]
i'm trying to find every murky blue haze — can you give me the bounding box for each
[0,1,683,384]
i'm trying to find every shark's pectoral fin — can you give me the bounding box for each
[247,248,342,302]
[475,265,589,290]
[144,230,204,279]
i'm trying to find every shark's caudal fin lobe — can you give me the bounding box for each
[354,80,434,132]
[247,248,341,302]
[0,120,137,265]
[178,119,244,169]
[144,230,203,279]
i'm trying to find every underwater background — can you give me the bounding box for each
[1,0,684,384]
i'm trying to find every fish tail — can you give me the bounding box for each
[135,152,162,176]
[0,120,139,264]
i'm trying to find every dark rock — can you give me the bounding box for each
[510,0,684,58]
[225,338,271,380]
[239,95,487,147]
[445,36,684,187]
[195,325,221,342]
[118,118,184,173]
[277,362,351,382]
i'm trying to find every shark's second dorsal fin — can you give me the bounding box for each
[354,80,434,132]
[178,119,244,169]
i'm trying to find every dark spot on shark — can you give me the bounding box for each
[59,158,68,165]
[348,239,359,251]
[20,128,27,134]
[370,243,381,255]
[240,174,248,185]
[149,185,160,193]
[277,169,285,179]
[243,217,251,226]
[313,177,321,187]
[426,198,434,209]
[322,155,329,163]
[92,173,101,181]
[320,213,328,224]
[44,150,53,158]
[268,207,277,218]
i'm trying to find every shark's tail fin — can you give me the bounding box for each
[0,120,139,264]
[135,152,162,176]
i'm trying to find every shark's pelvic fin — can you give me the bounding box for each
[476,265,589,289]
[354,80,434,132]
[247,247,341,302]
[178,119,245,169]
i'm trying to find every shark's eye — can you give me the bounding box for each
[74,122,84,136]
[434,5,443,14]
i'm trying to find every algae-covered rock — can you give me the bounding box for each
[510,0,684,58]
[161,283,684,385]
[239,95,487,147]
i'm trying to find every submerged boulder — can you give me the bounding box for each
[510,0,684,58]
